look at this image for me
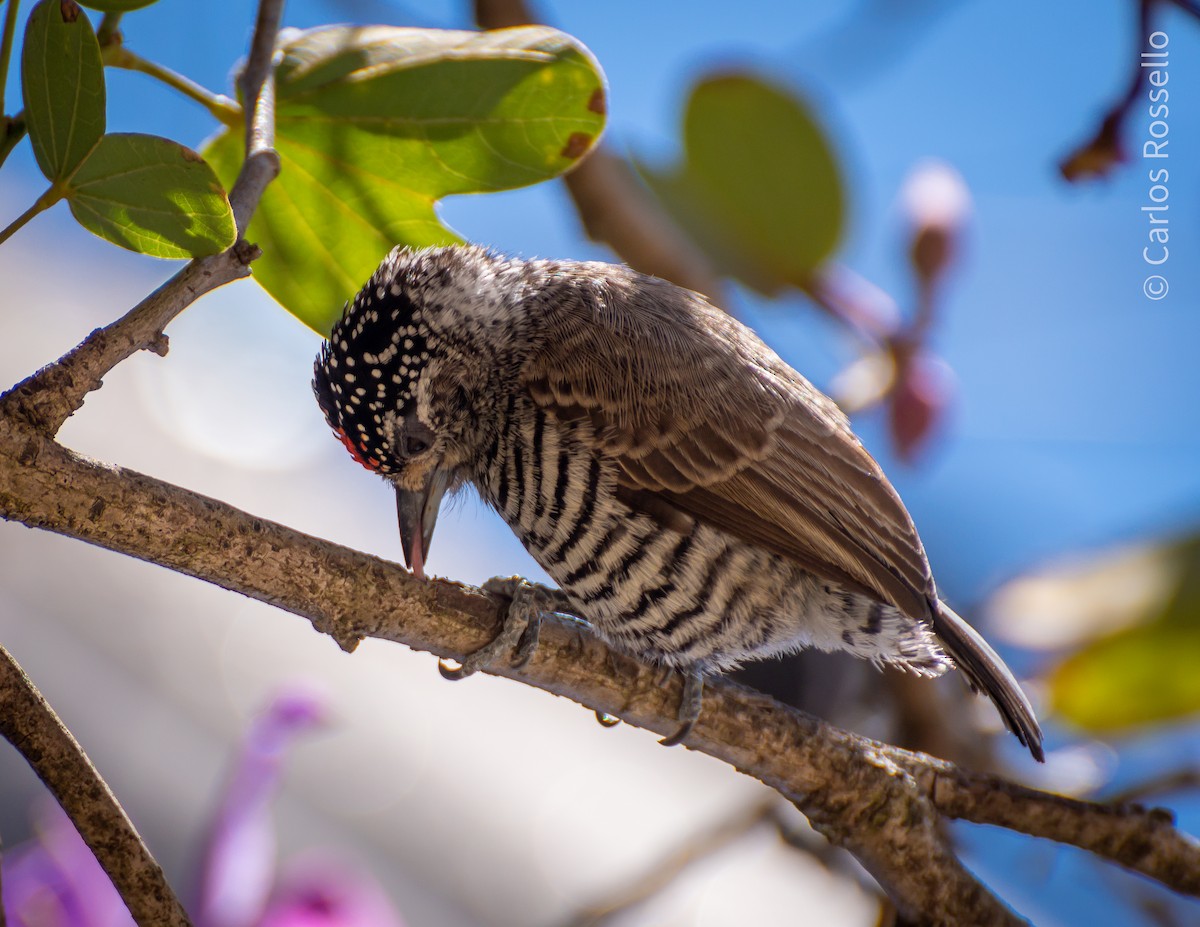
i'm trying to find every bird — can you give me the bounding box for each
[313,244,1044,761]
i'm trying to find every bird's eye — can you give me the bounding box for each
[402,435,430,456]
[398,416,436,458]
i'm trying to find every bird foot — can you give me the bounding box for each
[659,670,705,747]
[437,577,565,680]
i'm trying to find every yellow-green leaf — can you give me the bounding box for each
[204,24,606,334]
[21,0,105,181]
[1048,536,1200,732]
[67,133,235,258]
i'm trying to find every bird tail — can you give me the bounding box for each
[932,601,1045,762]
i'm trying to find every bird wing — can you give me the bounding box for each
[519,266,938,623]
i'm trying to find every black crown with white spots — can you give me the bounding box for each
[313,249,439,475]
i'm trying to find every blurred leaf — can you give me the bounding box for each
[80,0,159,9]
[67,133,235,257]
[640,73,844,295]
[1048,537,1200,732]
[21,0,105,181]
[204,25,607,334]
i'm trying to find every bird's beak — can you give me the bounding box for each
[395,471,449,581]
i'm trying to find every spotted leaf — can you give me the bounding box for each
[203,25,607,335]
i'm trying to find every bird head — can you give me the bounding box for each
[313,244,519,578]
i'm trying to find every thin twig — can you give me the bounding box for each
[95,11,122,47]
[563,800,777,927]
[926,765,1200,897]
[0,643,192,926]
[105,46,240,123]
[0,0,285,436]
[0,0,21,111]
[1060,0,1156,180]
[0,243,259,433]
[0,183,58,246]
[561,148,728,304]
[230,0,283,232]
[1107,769,1200,807]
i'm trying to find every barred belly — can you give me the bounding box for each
[471,396,947,675]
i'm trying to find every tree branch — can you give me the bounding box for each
[0,643,192,927]
[927,767,1200,898]
[4,421,1199,921]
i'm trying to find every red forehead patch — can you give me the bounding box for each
[333,428,381,472]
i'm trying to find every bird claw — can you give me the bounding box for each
[438,577,562,681]
[659,670,704,747]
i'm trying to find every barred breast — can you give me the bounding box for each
[470,394,949,676]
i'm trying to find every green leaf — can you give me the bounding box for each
[21,0,106,181]
[1051,625,1200,733]
[67,133,235,257]
[79,0,159,9]
[204,24,606,334]
[640,73,844,294]
[1049,537,1200,733]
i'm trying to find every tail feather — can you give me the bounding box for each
[933,601,1045,763]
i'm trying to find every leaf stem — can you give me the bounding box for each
[104,45,241,125]
[0,109,25,169]
[95,11,122,47]
[0,184,61,246]
[0,0,20,112]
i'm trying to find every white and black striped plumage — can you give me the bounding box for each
[313,244,1043,761]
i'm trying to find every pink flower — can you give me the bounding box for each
[2,687,405,927]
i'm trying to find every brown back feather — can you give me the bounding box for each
[520,264,938,623]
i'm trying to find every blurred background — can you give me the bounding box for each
[2,0,1200,924]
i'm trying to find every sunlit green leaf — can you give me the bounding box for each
[1048,537,1200,732]
[640,73,844,294]
[204,24,606,334]
[67,133,235,257]
[21,0,105,181]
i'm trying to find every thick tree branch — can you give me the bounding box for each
[0,421,1018,925]
[3,421,1198,921]
[0,644,192,927]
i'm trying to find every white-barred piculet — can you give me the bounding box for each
[313,244,1043,761]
